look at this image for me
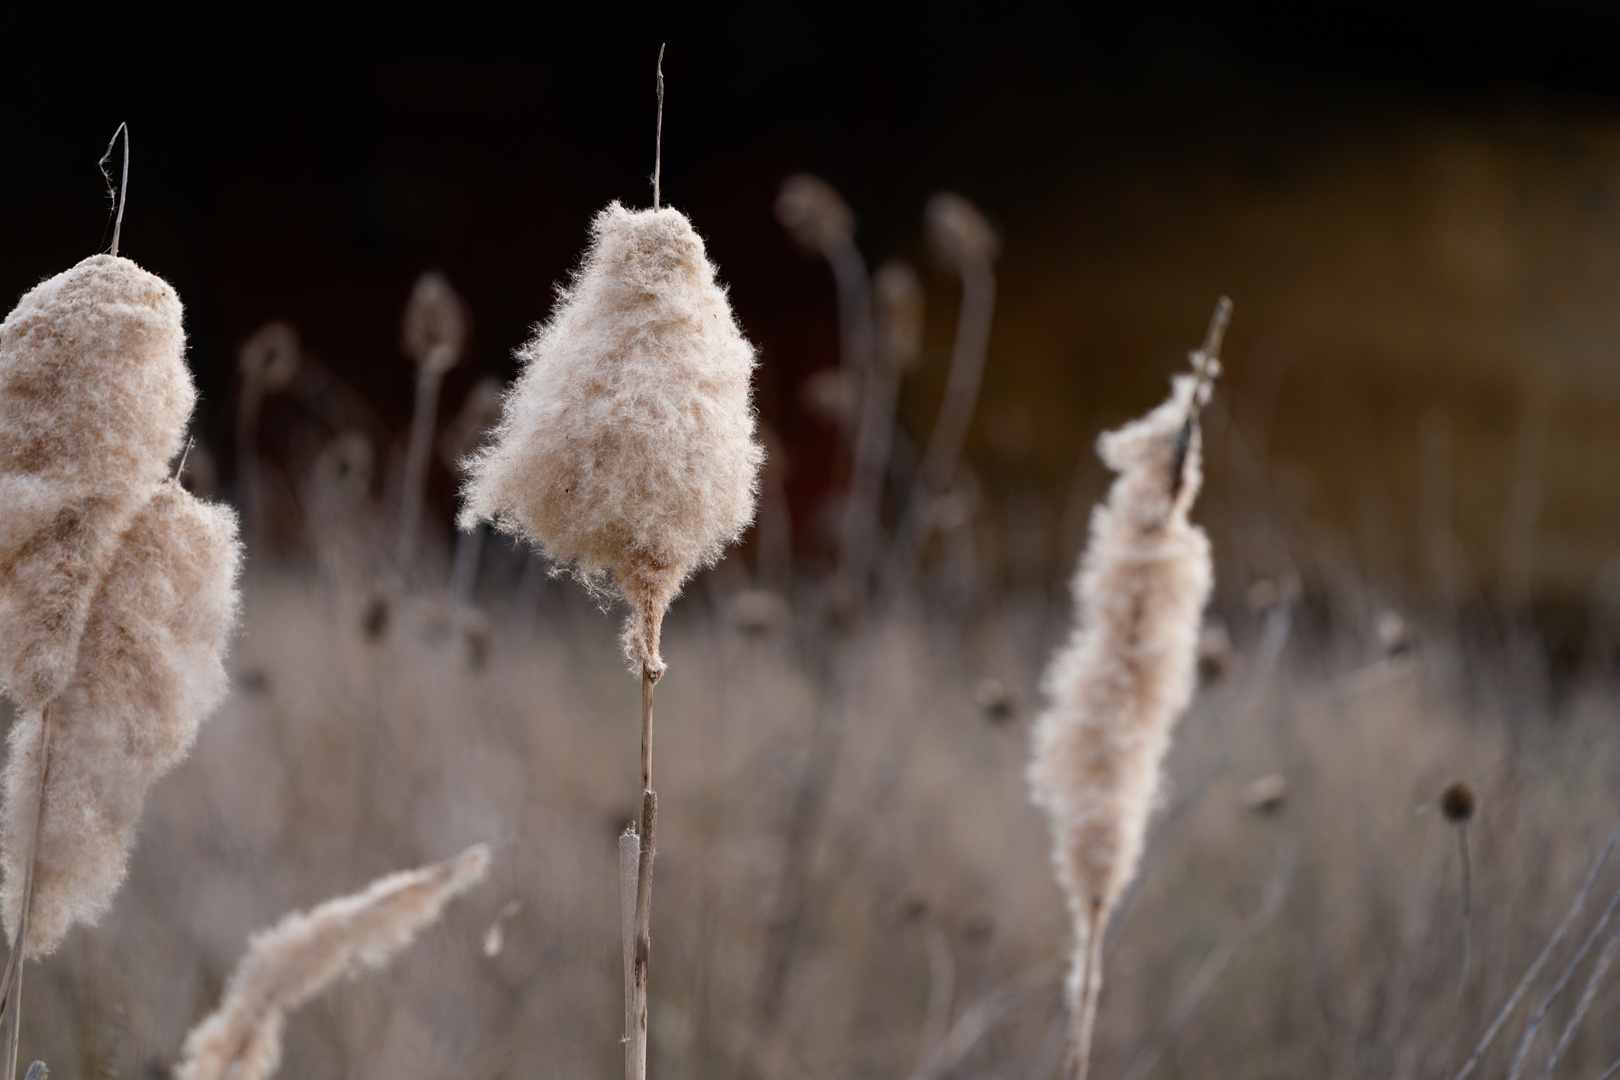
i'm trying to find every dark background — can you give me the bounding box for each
[7,3,1620,602]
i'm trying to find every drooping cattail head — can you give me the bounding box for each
[926,193,1000,270]
[1,481,241,956]
[775,175,855,256]
[459,203,763,673]
[402,270,469,374]
[175,844,490,1080]
[873,261,925,374]
[0,255,195,708]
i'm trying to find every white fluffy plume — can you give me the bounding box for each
[459,202,763,672]
[1,482,241,955]
[1028,299,1227,1080]
[175,845,490,1080]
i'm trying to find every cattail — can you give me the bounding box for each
[459,202,763,674]
[1029,299,1229,1080]
[175,844,490,1080]
[0,255,195,709]
[235,321,301,552]
[839,261,924,593]
[2,481,241,955]
[917,193,998,493]
[397,271,469,565]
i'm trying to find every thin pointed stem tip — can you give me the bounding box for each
[99,123,130,258]
[653,44,666,211]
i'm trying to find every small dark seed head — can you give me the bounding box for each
[1441,780,1478,824]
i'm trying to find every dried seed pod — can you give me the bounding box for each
[775,175,855,256]
[460,203,763,673]
[0,255,195,709]
[926,193,1000,269]
[1441,780,1478,824]
[874,261,925,374]
[237,322,300,395]
[402,271,469,374]
[2,482,241,955]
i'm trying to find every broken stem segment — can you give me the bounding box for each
[653,45,666,211]
[628,666,660,1080]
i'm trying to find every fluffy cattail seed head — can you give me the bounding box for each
[874,261,925,373]
[0,255,196,708]
[926,193,1000,268]
[237,321,300,394]
[3,481,241,955]
[176,844,489,1080]
[1441,780,1478,824]
[775,175,855,255]
[402,271,469,374]
[460,204,762,673]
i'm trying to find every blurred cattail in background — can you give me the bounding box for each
[175,844,490,1080]
[442,377,504,606]
[840,261,924,597]
[397,271,469,566]
[235,321,301,552]
[775,174,874,413]
[915,194,997,494]
[893,194,999,578]
[1029,300,1227,1080]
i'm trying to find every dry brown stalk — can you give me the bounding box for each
[1453,816,1620,1080]
[397,271,468,566]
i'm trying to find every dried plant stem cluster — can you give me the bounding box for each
[1029,300,1228,1080]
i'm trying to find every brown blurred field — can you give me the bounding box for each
[3,537,1616,1077]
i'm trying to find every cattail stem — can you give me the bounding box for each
[397,361,445,566]
[0,702,55,1080]
[1070,901,1105,1080]
[619,828,640,1075]
[628,666,659,1080]
[1447,822,1474,1075]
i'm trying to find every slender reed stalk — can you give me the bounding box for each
[628,669,660,1080]
[1443,780,1478,1076]
[840,262,922,594]
[0,705,52,1079]
[886,193,997,583]
[1533,916,1620,1080]
[1454,816,1620,1080]
[1506,881,1620,1080]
